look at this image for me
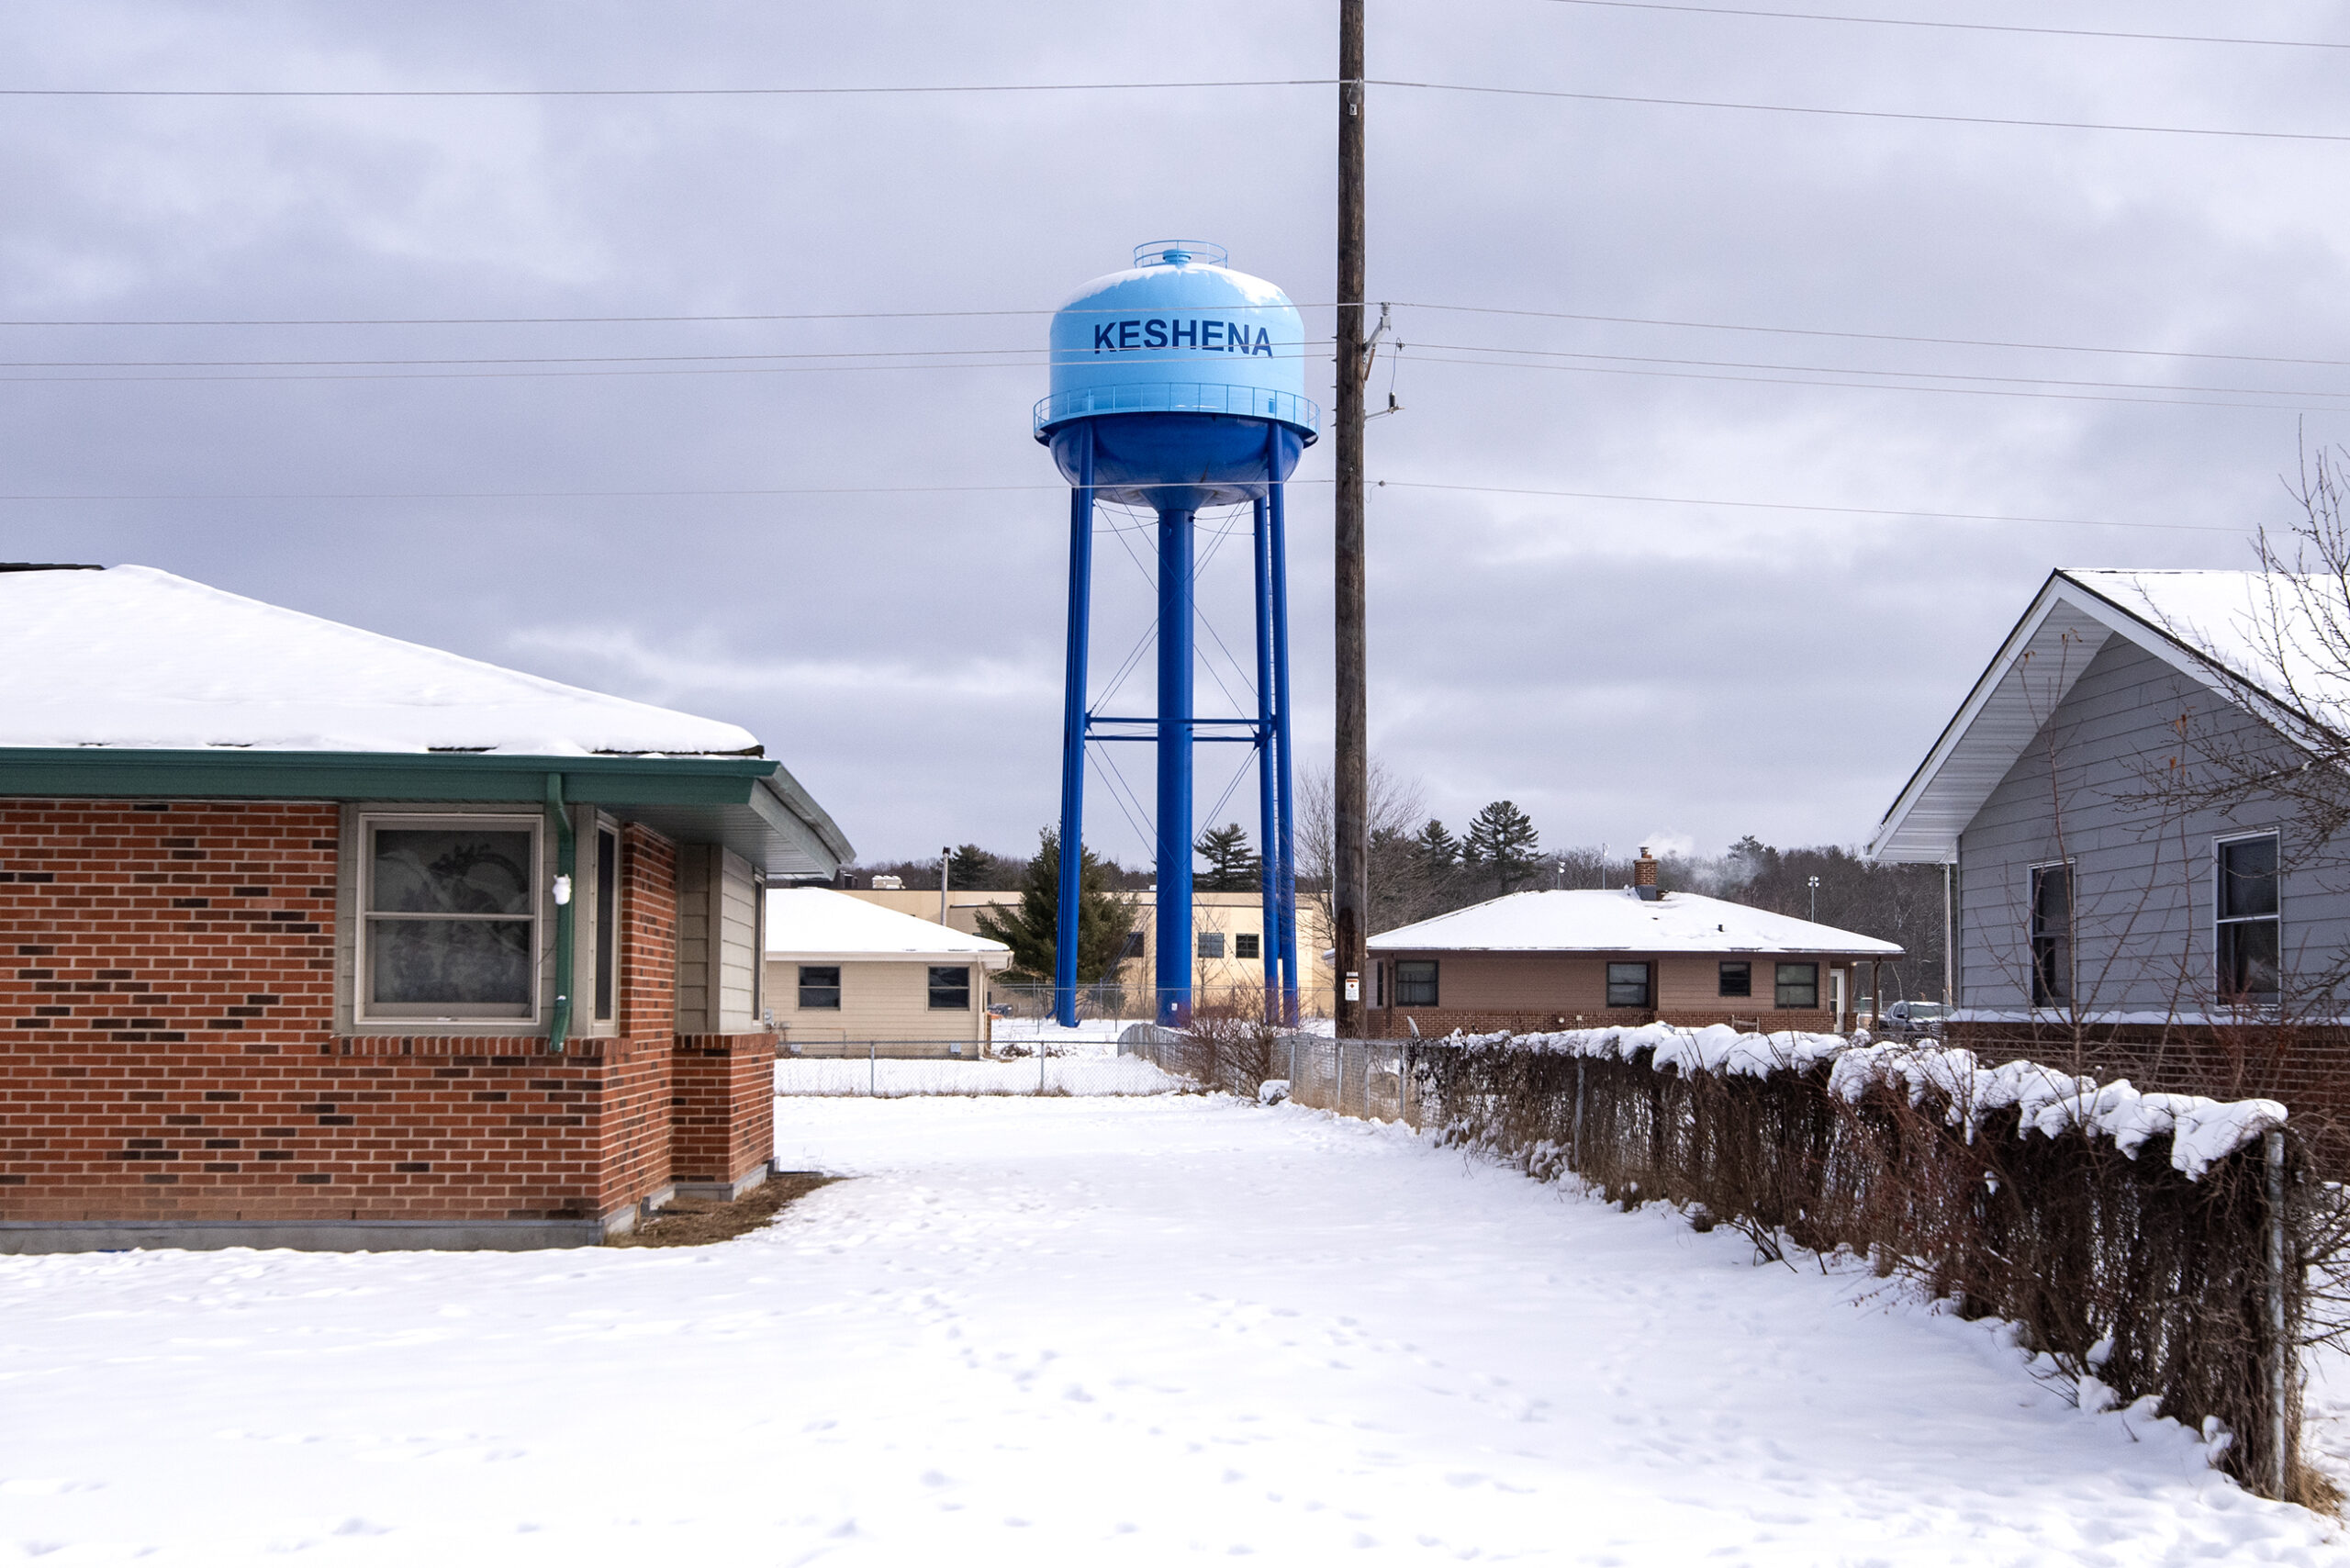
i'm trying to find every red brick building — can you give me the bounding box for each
[1364,861,1901,1038]
[0,565,851,1250]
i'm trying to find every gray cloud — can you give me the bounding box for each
[5,0,2348,870]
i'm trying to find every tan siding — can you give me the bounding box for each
[715,850,757,1030]
[765,957,986,1054]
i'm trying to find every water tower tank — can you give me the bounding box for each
[1035,242,1314,1030]
[1036,241,1318,508]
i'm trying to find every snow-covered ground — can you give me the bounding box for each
[775,1055,1184,1095]
[983,1015,1136,1055]
[2,1095,2340,1563]
[985,1014,1338,1056]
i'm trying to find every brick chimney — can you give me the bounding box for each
[1634,847,1661,901]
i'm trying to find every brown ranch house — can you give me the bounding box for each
[1365,858,1901,1038]
[0,564,851,1251]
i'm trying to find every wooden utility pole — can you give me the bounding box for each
[1333,0,1369,1036]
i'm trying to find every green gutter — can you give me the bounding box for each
[0,746,777,802]
[545,773,576,1053]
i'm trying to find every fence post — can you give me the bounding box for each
[2267,1128,2292,1498]
[868,1036,877,1097]
[1572,1058,1586,1173]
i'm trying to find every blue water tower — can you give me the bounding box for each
[1036,241,1316,1027]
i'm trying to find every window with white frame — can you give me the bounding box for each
[2217,833,2281,1003]
[361,815,540,1021]
[2031,862,2072,1006]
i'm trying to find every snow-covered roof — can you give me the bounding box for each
[765,888,1013,966]
[1869,568,2335,862]
[1368,889,1902,957]
[0,565,761,756]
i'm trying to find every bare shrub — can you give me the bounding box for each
[1160,1000,1281,1098]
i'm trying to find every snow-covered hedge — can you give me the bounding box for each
[1444,1022,2288,1181]
[1413,1025,2308,1495]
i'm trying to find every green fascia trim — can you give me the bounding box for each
[0,747,778,807]
[755,764,856,866]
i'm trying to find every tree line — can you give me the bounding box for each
[840,797,1949,1003]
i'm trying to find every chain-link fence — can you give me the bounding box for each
[775,1047,1185,1097]
[1116,1028,1427,1126]
[989,980,1338,1025]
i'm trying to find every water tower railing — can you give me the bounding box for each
[1034,385,1321,435]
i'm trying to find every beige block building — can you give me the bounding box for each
[842,887,1332,1014]
[765,888,1012,1057]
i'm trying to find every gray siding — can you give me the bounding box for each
[1956,633,2345,1014]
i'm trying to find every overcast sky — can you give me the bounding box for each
[6,1,2350,869]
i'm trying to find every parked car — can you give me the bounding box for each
[1882,1000,1947,1038]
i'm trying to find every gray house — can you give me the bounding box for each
[1871,568,2350,1105]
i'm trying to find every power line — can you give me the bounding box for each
[6,295,2344,379]
[1405,340,2350,403]
[1532,1,2350,51]
[0,476,2255,534]
[1395,302,2350,372]
[0,480,1332,501]
[4,73,2342,146]
[1373,77,2350,145]
[1371,480,2247,533]
[0,341,1334,370]
[1404,349,2345,413]
[0,78,1330,100]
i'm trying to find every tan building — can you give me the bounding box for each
[1365,887,1901,1038]
[765,889,1011,1057]
[842,887,1331,1014]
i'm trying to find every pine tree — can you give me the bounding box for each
[946,843,1002,889]
[1412,818,1459,875]
[973,829,1137,985]
[1462,800,1541,894]
[1193,822,1262,892]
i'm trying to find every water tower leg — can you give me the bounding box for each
[1053,429,1096,1029]
[1269,472,1301,1028]
[1252,496,1279,1026]
[1156,506,1196,1027]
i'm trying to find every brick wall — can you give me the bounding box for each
[0,801,758,1233]
[672,1032,778,1186]
[598,823,678,1215]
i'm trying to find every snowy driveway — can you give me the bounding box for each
[2,1095,2341,1564]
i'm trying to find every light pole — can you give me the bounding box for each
[1807,875,1820,923]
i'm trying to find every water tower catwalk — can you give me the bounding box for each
[1036,242,1317,1027]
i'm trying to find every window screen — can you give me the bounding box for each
[927,965,971,1010]
[1236,932,1260,960]
[799,965,842,1010]
[593,826,618,1022]
[1774,962,1818,1009]
[1606,962,1651,1008]
[1394,960,1438,1007]
[2218,834,2281,1002]
[1718,960,1751,998]
[364,821,536,1018]
[1197,932,1226,959]
[2031,864,2072,1006]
